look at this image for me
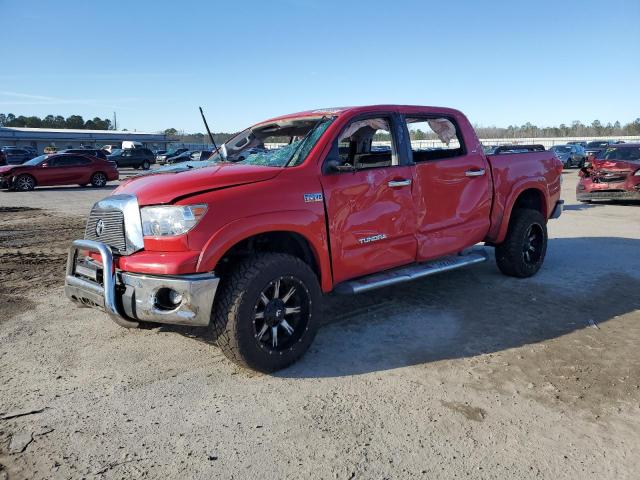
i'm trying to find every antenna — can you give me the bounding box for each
[199,106,220,155]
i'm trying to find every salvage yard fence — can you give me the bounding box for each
[174,136,640,153]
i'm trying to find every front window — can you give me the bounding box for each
[216,116,335,167]
[22,154,48,166]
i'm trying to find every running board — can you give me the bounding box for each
[334,250,489,295]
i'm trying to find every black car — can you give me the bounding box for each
[167,150,214,164]
[584,140,623,159]
[0,147,35,165]
[156,148,189,164]
[107,148,155,169]
[59,148,109,160]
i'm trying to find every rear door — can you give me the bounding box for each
[320,114,417,284]
[403,115,492,260]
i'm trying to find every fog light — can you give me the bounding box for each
[155,287,183,310]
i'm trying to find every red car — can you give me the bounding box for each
[577,144,640,202]
[0,153,119,191]
[64,105,562,372]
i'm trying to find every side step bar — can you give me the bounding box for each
[334,250,489,295]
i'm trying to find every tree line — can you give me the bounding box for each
[3,113,640,139]
[473,118,640,139]
[0,113,113,130]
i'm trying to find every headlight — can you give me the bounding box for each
[141,204,207,236]
[634,169,640,176]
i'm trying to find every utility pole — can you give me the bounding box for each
[113,112,117,131]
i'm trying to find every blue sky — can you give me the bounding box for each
[0,0,638,133]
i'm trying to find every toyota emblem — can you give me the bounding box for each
[95,219,105,237]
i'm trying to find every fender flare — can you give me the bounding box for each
[196,210,333,292]
[492,178,550,243]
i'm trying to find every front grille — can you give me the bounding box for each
[84,208,126,253]
[592,170,630,183]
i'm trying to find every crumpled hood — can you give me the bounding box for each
[114,163,282,205]
[591,158,640,173]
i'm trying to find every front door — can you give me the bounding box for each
[320,115,417,284]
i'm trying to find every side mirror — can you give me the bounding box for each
[41,162,48,167]
[326,159,355,173]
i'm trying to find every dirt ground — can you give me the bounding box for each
[0,172,639,479]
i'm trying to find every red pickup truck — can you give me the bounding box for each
[65,105,563,372]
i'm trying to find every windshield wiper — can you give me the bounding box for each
[284,116,328,168]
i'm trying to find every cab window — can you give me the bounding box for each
[404,117,465,161]
[336,117,397,170]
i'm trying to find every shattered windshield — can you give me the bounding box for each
[214,116,335,167]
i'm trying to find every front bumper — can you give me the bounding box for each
[64,239,219,327]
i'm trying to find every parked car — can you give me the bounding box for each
[577,144,640,202]
[0,149,6,166]
[164,150,214,164]
[107,148,155,169]
[23,146,38,156]
[0,153,118,191]
[64,105,563,372]
[59,148,109,160]
[484,144,545,155]
[550,144,587,168]
[1,147,34,164]
[584,140,622,159]
[155,148,189,164]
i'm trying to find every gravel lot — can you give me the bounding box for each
[0,170,639,479]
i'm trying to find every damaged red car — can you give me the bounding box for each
[577,144,640,202]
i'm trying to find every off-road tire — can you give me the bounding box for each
[14,174,35,191]
[495,208,547,278]
[212,253,322,372]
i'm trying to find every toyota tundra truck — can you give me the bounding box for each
[64,105,563,372]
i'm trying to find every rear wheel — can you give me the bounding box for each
[90,172,107,187]
[495,209,547,278]
[14,174,35,191]
[212,253,321,372]
[141,160,151,170]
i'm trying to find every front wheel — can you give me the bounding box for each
[495,209,547,278]
[14,174,35,191]
[141,160,151,170]
[212,253,322,372]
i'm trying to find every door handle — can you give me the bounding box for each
[465,169,486,177]
[388,179,412,188]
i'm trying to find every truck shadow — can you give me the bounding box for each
[167,237,640,378]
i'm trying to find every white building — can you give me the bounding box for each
[0,127,175,154]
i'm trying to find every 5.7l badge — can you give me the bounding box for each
[303,193,323,203]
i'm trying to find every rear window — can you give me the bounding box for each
[587,141,609,148]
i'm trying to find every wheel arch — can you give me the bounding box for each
[197,211,332,292]
[491,183,549,244]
